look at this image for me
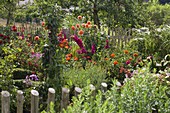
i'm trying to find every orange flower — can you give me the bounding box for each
[59,43,64,48]
[74,57,78,61]
[66,53,72,58]
[93,61,97,65]
[66,57,71,61]
[85,24,89,28]
[124,50,129,54]
[71,26,76,30]
[113,61,118,65]
[78,15,82,20]
[129,57,133,60]
[78,30,84,36]
[110,53,115,58]
[34,36,39,41]
[76,24,80,28]
[104,58,109,60]
[65,45,69,49]
[82,23,85,28]
[88,25,92,28]
[133,53,138,57]
[87,21,91,25]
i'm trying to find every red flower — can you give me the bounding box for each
[87,21,91,25]
[11,25,17,32]
[110,53,115,58]
[124,50,129,54]
[76,24,80,28]
[113,61,118,65]
[34,36,39,41]
[42,22,45,26]
[78,30,84,36]
[0,39,3,45]
[133,53,138,57]
[71,26,76,30]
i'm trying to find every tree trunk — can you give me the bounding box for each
[6,11,11,26]
[93,0,100,29]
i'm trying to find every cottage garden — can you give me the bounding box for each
[0,0,170,113]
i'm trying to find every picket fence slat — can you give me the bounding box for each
[47,88,56,112]
[61,87,70,110]
[74,87,82,97]
[17,90,24,113]
[1,91,10,113]
[101,82,108,93]
[31,90,39,113]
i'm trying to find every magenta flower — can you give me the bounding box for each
[104,40,109,49]
[73,35,84,48]
[77,47,87,54]
[126,60,131,65]
[91,43,96,54]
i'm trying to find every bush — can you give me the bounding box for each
[148,4,170,25]
[63,63,106,90]
[63,66,170,113]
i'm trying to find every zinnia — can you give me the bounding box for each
[113,61,118,65]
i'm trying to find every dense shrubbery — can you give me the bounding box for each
[63,66,170,113]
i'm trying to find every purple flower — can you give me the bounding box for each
[91,44,96,54]
[31,53,43,59]
[104,40,109,49]
[29,74,39,81]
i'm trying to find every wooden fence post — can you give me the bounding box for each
[1,91,10,113]
[31,90,39,113]
[61,87,70,110]
[47,88,55,112]
[101,82,107,93]
[74,87,82,97]
[17,90,24,113]
[90,84,96,96]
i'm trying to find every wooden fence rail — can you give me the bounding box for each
[1,83,108,113]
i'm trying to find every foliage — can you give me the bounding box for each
[148,4,170,25]
[63,66,170,113]
[129,26,170,60]
[63,63,106,89]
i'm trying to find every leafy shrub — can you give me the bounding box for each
[63,63,106,89]
[148,4,170,25]
[129,26,170,60]
[63,66,170,113]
